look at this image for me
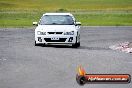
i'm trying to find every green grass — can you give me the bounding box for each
[75,13,132,26]
[0,12,41,27]
[0,0,132,11]
[0,0,132,27]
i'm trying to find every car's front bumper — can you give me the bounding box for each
[35,35,77,44]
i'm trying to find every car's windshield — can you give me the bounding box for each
[39,15,74,25]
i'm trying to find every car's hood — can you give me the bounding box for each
[36,25,76,32]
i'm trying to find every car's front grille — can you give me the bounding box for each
[48,32,63,34]
[44,38,66,42]
[56,32,63,34]
[48,32,55,34]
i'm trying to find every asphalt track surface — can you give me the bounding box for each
[0,26,132,88]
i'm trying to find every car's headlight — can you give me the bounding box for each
[64,31,74,35]
[37,31,46,35]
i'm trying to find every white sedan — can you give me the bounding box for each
[33,13,81,48]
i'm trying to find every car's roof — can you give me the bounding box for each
[43,13,73,16]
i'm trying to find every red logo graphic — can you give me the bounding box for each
[76,66,131,85]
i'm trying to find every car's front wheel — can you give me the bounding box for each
[35,41,38,46]
[72,36,80,48]
[72,42,80,48]
[42,43,46,47]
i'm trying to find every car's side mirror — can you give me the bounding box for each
[33,22,38,26]
[75,22,81,26]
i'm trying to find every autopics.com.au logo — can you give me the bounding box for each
[76,66,131,85]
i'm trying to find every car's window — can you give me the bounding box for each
[39,15,74,25]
